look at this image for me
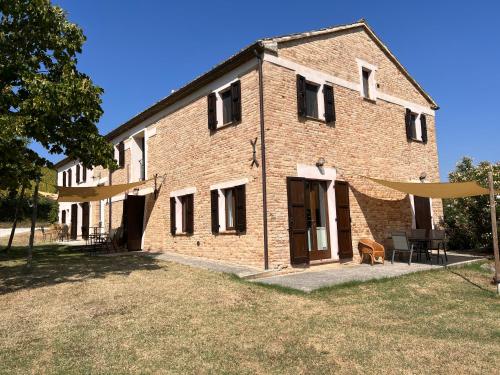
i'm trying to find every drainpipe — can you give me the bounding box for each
[254,48,269,270]
[108,169,112,233]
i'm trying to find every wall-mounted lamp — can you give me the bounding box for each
[316,157,326,174]
[316,157,326,167]
[419,172,427,182]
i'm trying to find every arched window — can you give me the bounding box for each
[67,169,72,187]
[62,171,66,187]
[61,210,66,224]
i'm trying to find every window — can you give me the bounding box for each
[221,89,232,125]
[296,75,335,123]
[139,137,146,181]
[305,83,319,118]
[61,210,66,224]
[225,187,236,230]
[180,195,192,233]
[211,183,246,234]
[82,167,87,183]
[357,59,377,100]
[118,141,125,168]
[207,80,241,131]
[62,171,66,187]
[76,165,80,183]
[67,169,72,187]
[405,109,428,143]
[362,68,371,98]
[170,193,194,235]
[409,112,417,139]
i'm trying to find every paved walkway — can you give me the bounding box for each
[142,251,265,278]
[0,227,31,237]
[254,252,486,292]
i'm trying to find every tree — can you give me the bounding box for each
[443,157,500,250]
[0,0,115,169]
[0,0,116,259]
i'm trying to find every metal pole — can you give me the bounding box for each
[488,167,499,295]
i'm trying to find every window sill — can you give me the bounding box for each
[409,138,425,144]
[300,115,325,124]
[362,97,377,104]
[216,230,245,236]
[173,232,193,237]
[212,120,240,132]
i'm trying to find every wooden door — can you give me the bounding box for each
[125,195,145,251]
[81,202,90,240]
[287,177,309,265]
[335,181,353,259]
[414,196,432,232]
[70,204,78,240]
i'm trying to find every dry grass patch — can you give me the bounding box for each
[0,246,499,374]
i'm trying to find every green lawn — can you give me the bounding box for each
[0,246,499,374]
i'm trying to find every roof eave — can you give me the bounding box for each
[54,41,265,169]
[268,20,439,110]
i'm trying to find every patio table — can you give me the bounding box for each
[87,226,104,246]
[408,237,431,262]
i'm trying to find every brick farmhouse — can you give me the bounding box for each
[55,20,442,269]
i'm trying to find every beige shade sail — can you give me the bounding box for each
[39,191,58,200]
[365,177,494,199]
[57,180,150,202]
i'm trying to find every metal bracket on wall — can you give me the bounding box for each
[250,138,259,168]
[154,173,167,200]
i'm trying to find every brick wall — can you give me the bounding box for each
[75,26,441,269]
[262,27,442,267]
[136,68,265,268]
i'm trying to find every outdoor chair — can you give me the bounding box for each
[81,225,90,245]
[358,238,385,265]
[429,229,448,264]
[391,231,414,265]
[410,228,431,262]
[59,224,69,242]
[40,226,53,242]
[91,227,123,255]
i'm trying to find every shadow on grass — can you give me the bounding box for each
[446,261,496,295]
[0,245,163,296]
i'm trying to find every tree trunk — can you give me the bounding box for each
[27,180,39,269]
[4,185,26,253]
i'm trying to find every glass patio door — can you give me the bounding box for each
[305,180,331,261]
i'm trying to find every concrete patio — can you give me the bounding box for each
[134,250,487,292]
[254,252,486,292]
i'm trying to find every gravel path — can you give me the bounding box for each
[0,227,32,238]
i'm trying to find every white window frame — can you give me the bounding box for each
[356,58,378,101]
[210,178,248,232]
[170,187,196,235]
[213,78,239,128]
[304,80,324,120]
[408,111,424,142]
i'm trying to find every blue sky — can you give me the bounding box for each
[42,0,499,179]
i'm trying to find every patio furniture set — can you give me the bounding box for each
[358,229,448,266]
[40,224,124,254]
[83,226,123,254]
